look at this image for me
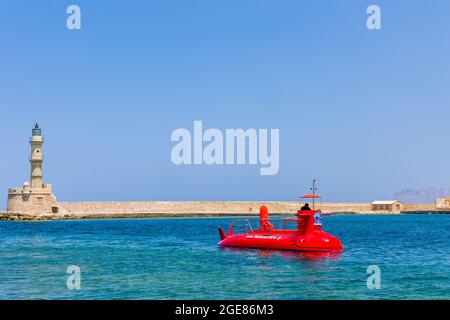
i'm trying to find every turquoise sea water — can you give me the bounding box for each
[0,215,449,300]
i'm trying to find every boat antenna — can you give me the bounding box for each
[311,179,317,210]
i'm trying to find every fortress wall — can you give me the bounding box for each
[6,197,437,217]
[58,201,373,215]
[2,200,444,220]
[60,201,284,214]
[321,202,372,212]
[403,203,437,211]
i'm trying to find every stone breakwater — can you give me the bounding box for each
[0,201,444,221]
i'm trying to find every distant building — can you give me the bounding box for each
[435,198,450,209]
[371,200,404,212]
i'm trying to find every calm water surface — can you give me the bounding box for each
[0,215,449,299]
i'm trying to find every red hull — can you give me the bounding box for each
[219,230,343,252]
[218,204,344,252]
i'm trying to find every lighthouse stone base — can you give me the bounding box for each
[7,184,67,215]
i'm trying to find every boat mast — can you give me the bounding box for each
[311,179,317,210]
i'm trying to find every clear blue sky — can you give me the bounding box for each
[1,0,450,209]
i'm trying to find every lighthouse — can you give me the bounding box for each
[6,124,65,215]
[30,123,44,188]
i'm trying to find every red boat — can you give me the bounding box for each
[218,183,343,252]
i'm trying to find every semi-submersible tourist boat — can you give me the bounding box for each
[218,183,343,252]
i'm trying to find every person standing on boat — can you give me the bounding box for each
[301,203,312,211]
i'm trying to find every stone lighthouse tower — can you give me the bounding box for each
[6,124,65,215]
[30,123,44,188]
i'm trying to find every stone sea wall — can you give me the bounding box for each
[403,203,436,211]
[58,201,373,215]
[2,200,446,221]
